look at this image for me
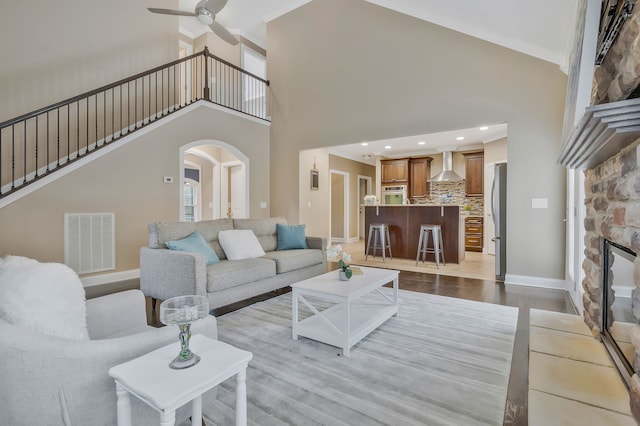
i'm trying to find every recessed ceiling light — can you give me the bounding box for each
[384,145,391,149]
[479,126,489,130]
[361,142,368,146]
[456,136,464,141]
[418,141,425,145]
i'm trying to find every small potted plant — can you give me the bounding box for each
[326,245,352,280]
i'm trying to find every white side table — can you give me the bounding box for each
[108,335,252,426]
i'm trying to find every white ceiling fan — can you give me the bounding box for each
[148,0,239,45]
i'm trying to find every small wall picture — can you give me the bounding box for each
[310,169,319,190]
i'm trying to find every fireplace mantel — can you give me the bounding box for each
[559,98,640,169]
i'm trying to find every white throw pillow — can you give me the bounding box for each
[0,255,89,340]
[218,230,266,260]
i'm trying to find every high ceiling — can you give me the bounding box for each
[174,0,579,163]
[178,0,579,69]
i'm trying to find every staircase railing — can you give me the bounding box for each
[0,47,269,200]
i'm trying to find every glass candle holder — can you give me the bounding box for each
[159,295,209,369]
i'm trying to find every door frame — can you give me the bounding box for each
[357,174,373,240]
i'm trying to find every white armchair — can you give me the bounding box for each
[0,288,218,425]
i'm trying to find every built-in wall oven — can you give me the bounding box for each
[382,185,407,205]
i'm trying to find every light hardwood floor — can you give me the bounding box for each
[86,246,574,426]
[339,239,496,281]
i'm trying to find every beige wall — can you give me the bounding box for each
[194,32,241,66]
[330,173,345,238]
[485,137,508,164]
[329,155,376,240]
[0,0,179,121]
[268,0,568,280]
[0,105,270,272]
[298,148,330,240]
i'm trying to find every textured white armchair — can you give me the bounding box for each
[0,288,218,425]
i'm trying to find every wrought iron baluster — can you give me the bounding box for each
[34,116,39,178]
[11,125,15,189]
[23,119,27,184]
[94,95,98,149]
[57,107,61,164]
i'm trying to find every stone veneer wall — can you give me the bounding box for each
[426,181,484,216]
[582,138,640,418]
[592,5,640,104]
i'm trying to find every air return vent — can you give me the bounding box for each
[64,213,115,274]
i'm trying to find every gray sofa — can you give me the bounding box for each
[140,217,326,309]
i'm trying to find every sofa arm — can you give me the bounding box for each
[0,315,218,426]
[306,236,327,262]
[86,290,148,339]
[140,247,208,302]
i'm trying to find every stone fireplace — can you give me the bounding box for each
[582,139,640,379]
[558,3,640,421]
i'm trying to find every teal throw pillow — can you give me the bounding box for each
[277,223,308,250]
[165,231,219,265]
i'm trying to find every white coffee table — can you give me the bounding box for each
[291,266,399,356]
[108,334,252,426]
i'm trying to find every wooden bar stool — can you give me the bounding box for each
[416,224,445,268]
[365,223,392,262]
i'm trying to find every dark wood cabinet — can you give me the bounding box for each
[409,157,432,199]
[464,152,484,197]
[381,159,409,184]
[365,205,462,263]
[465,216,483,252]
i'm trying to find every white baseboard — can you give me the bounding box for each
[504,273,566,290]
[81,269,140,287]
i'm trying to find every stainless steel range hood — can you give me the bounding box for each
[429,151,463,182]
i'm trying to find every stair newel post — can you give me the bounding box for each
[203,46,210,101]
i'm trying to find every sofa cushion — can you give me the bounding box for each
[233,217,287,252]
[218,230,266,260]
[206,258,276,292]
[262,249,324,274]
[149,219,233,259]
[165,231,219,265]
[196,219,234,260]
[276,223,308,250]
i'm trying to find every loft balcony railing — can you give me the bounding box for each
[0,47,269,200]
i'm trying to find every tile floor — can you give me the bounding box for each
[528,309,635,425]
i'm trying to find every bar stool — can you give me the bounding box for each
[416,224,445,268]
[365,223,392,262]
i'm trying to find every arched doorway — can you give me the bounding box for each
[179,140,250,220]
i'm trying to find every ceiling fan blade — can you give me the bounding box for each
[147,8,196,17]
[204,0,228,15]
[209,21,239,45]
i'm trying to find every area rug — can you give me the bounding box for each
[204,289,519,425]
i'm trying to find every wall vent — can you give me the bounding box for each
[64,213,115,274]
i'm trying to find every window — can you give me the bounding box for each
[184,179,198,222]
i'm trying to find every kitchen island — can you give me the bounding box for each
[364,205,465,263]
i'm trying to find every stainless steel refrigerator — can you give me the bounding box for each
[492,163,507,282]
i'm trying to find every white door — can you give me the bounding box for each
[230,164,246,218]
[221,161,246,219]
[484,164,496,255]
